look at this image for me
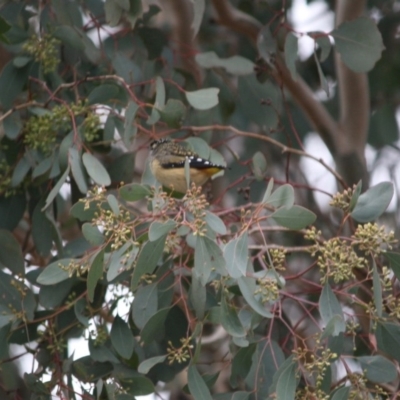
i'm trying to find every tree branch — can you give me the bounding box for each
[335,0,369,187]
[211,0,370,187]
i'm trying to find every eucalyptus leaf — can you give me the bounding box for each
[82,153,111,186]
[185,88,219,110]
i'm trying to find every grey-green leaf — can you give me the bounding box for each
[138,355,167,374]
[332,17,385,73]
[120,183,152,201]
[185,88,219,110]
[87,250,104,303]
[252,151,267,180]
[0,229,24,275]
[220,296,246,338]
[205,211,227,235]
[266,184,294,209]
[111,315,134,358]
[149,220,176,242]
[319,284,345,336]
[237,277,273,318]
[42,166,70,211]
[82,153,111,186]
[358,355,397,383]
[272,205,316,230]
[351,181,393,222]
[188,365,213,400]
[372,260,382,317]
[195,51,254,76]
[82,223,105,246]
[194,236,226,285]
[131,236,166,290]
[37,259,73,285]
[224,232,249,278]
[131,283,158,329]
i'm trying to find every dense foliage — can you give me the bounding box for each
[0,0,400,399]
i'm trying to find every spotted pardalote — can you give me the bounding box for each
[149,138,226,193]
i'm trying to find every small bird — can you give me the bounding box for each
[149,138,226,193]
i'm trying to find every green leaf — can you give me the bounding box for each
[257,25,277,66]
[137,27,167,60]
[72,356,114,382]
[237,277,273,318]
[32,200,56,258]
[314,34,332,62]
[115,0,130,11]
[238,75,279,128]
[230,344,256,388]
[37,259,73,285]
[119,183,152,201]
[69,146,88,194]
[351,181,393,222]
[159,99,187,128]
[131,236,166,290]
[369,104,399,148]
[188,365,213,400]
[88,84,119,105]
[149,220,176,241]
[358,355,397,383]
[82,153,111,186]
[220,296,246,337]
[42,166,70,211]
[107,194,120,216]
[284,32,298,80]
[82,223,105,246]
[195,52,254,75]
[131,283,158,329]
[376,321,400,364]
[194,236,226,285]
[0,230,23,275]
[140,307,169,345]
[185,88,219,110]
[319,284,345,336]
[138,355,167,374]
[74,298,89,328]
[332,17,385,73]
[0,270,35,326]
[276,356,297,400]
[147,76,165,125]
[11,154,31,187]
[314,53,329,96]
[224,232,249,278]
[54,25,85,50]
[126,0,143,28]
[87,250,104,303]
[123,101,139,148]
[107,241,138,282]
[384,252,400,281]
[205,211,227,235]
[372,260,382,317]
[105,0,123,26]
[0,194,26,231]
[189,0,205,38]
[331,386,350,400]
[272,205,316,230]
[266,184,294,209]
[252,151,267,180]
[3,112,22,139]
[111,315,134,358]
[261,178,275,204]
[349,180,362,211]
[190,274,206,319]
[0,61,30,110]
